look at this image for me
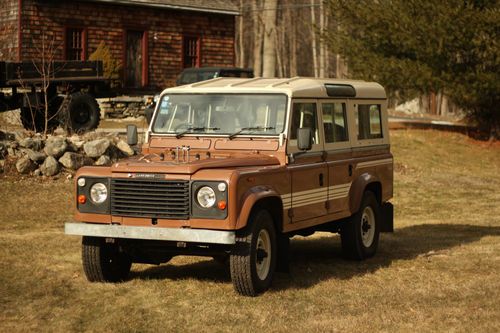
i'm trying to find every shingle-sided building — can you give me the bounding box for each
[0,0,238,89]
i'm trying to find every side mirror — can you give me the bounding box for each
[297,127,313,151]
[127,125,138,146]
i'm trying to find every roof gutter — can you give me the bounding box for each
[82,0,240,16]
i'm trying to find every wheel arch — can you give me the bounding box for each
[235,186,283,234]
[349,173,382,213]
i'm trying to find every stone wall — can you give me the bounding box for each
[18,0,235,89]
[0,0,19,61]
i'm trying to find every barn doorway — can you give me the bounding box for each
[125,30,147,88]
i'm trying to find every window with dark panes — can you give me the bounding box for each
[66,28,85,61]
[183,36,200,68]
[322,103,348,143]
[356,104,382,139]
[290,102,319,144]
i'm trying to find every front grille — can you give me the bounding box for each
[111,178,190,219]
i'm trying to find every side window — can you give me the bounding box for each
[356,104,382,140]
[322,103,348,143]
[290,102,319,144]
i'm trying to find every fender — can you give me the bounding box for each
[235,185,282,230]
[349,172,381,213]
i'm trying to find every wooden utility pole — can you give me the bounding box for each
[262,0,278,77]
[252,0,263,76]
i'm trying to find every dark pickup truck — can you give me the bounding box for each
[0,60,112,133]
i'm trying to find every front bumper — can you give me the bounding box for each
[65,222,236,245]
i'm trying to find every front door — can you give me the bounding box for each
[288,100,327,222]
[125,31,144,88]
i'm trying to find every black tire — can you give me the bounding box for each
[230,209,277,296]
[82,236,132,282]
[20,103,60,133]
[341,191,381,260]
[67,92,100,133]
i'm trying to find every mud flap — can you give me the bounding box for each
[380,202,394,232]
[276,234,290,273]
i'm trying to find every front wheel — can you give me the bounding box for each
[230,209,277,296]
[341,191,381,260]
[67,92,100,133]
[82,236,132,282]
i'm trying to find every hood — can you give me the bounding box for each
[111,153,280,175]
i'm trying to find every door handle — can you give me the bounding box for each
[319,173,324,186]
[348,164,353,177]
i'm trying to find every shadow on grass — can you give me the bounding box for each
[129,223,500,289]
[130,257,231,282]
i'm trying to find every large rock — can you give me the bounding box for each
[16,156,37,174]
[59,152,85,170]
[27,149,47,163]
[40,156,60,176]
[95,155,111,166]
[19,137,43,151]
[44,136,68,158]
[116,140,135,157]
[68,135,85,150]
[13,131,27,141]
[83,139,111,158]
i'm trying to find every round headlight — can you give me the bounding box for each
[197,186,216,208]
[90,183,108,204]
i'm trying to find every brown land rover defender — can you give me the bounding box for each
[65,77,394,296]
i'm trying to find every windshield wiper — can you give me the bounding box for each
[228,126,275,140]
[175,127,220,139]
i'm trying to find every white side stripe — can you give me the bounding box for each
[280,182,352,210]
[356,158,393,169]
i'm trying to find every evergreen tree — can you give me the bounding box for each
[325,0,500,139]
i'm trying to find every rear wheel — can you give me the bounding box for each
[82,236,132,282]
[230,209,277,296]
[341,191,381,260]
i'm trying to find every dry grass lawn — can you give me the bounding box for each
[1,129,499,332]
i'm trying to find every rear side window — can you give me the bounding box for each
[322,103,348,143]
[356,104,382,140]
[290,103,319,144]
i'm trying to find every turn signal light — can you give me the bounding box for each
[78,194,87,204]
[217,200,227,210]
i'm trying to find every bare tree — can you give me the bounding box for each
[310,0,319,77]
[16,34,65,137]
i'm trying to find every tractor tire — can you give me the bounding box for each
[20,97,62,133]
[67,92,100,134]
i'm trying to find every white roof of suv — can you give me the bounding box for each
[163,77,386,99]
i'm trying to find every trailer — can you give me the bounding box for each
[0,60,113,133]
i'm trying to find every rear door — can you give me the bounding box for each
[287,100,328,222]
[319,100,352,214]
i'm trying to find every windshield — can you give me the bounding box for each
[152,94,287,136]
